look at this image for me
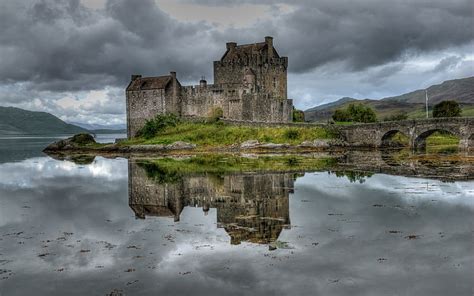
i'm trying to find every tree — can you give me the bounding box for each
[292,107,305,122]
[332,103,377,123]
[332,108,352,122]
[382,112,408,122]
[432,100,462,118]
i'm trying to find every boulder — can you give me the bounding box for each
[165,141,196,150]
[259,143,288,149]
[240,140,260,149]
[299,141,314,147]
[313,139,330,148]
[43,133,96,151]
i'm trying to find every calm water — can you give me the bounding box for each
[0,138,473,296]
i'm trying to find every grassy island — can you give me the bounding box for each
[121,117,335,148]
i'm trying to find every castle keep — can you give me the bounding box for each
[126,36,293,138]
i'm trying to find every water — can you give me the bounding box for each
[0,137,472,295]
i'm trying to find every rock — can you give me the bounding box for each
[268,244,277,251]
[240,140,260,149]
[299,141,314,147]
[127,145,166,152]
[328,139,348,147]
[43,133,96,151]
[114,138,127,144]
[259,143,288,149]
[313,139,330,148]
[165,141,196,150]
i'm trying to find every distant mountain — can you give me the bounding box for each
[305,97,357,113]
[0,107,88,135]
[69,122,126,131]
[305,77,474,122]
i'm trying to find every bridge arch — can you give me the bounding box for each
[381,130,409,148]
[413,128,460,150]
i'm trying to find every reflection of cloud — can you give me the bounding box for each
[0,156,127,188]
[0,158,472,295]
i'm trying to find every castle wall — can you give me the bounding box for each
[213,56,288,101]
[127,88,168,138]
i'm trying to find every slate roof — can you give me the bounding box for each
[221,42,280,61]
[127,75,172,91]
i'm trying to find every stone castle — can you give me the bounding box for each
[126,36,293,138]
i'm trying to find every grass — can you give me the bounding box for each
[426,131,459,146]
[139,154,337,183]
[123,121,335,147]
[425,131,460,153]
[407,106,474,119]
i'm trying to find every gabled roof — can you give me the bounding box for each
[127,75,172,91]
[221,42,280,61]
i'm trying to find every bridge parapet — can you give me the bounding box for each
[337,117,473,150]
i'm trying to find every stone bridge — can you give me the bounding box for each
[338,117,474,150]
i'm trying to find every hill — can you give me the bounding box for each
[0,106,88,135]
[305,77,474,122]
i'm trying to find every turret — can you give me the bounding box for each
[199,76,207,87]
[226,42,237,51]
[265,36,273,59]
[131,74,142,81]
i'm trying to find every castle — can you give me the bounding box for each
[126,36,293,138]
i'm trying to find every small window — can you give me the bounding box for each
[273,77,276,88]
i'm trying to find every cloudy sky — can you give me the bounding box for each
[0,0,473,126]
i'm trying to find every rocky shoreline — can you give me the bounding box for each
[43,134,350,155]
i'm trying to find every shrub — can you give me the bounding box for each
[71,133,96,145]
[284,128,300,140]
[207,107,223,123]
[332,103,377,123]
[382,112,408,122]
[292,108,305,122]
[137,113,180,139]
[332,109,352,122]
[433,100,462,118]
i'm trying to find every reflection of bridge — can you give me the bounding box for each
[336,150,473,181]
[128,161,294,245]
[339,117,473,150]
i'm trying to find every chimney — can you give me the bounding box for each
[170,71,178,113]
[265,36,273,59]
[199,76,207,87]
[226,42,237,51]
[131,74,142,81]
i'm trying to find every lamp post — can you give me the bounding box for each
[425,89,429,118]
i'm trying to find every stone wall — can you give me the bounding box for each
[126,75,181,138]
[339,117,474,150]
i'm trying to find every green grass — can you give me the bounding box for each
[426,131,459,146]
[124,122,334,147]
[139,154,337,183]
[425,131,460,153]
[407,106,474,119]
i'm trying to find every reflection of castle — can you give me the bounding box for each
[128,161,294,245]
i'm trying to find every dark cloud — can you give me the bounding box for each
[0,0,472,122]
[1,0,472,91]
[0,0,220,92]
[269,0,473,72]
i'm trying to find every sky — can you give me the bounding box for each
[0,0,473,126]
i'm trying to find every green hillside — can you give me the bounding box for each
[0,106,88,135]
[305,77,474,122]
